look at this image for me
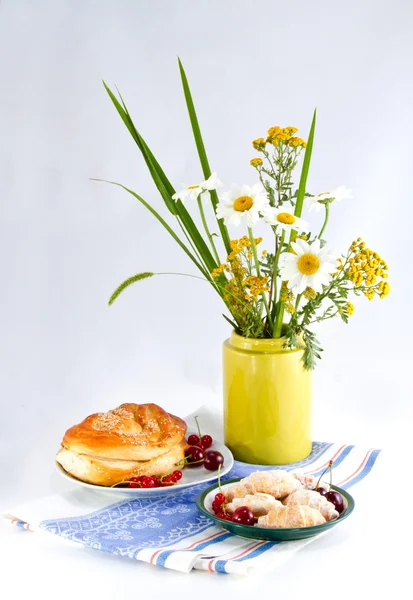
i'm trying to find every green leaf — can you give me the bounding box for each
[294,109,317,220]
[92,178,210,279]
[177,58,231,255]
[222,313,239,331]
[109,272,154,305]
[103,81,177,216]
[103,82,220,273]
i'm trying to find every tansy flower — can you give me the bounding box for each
[216,184,268,227]
[305,185,353,212]
[172,172,223,204]
[280,238,338,294]
[262,206,309,235]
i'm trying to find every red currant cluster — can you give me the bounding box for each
[211,492,254,525]
[315,460,345,514]
[112,470,183,489]
[184,417,224,472]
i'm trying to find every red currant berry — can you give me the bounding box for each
[200,434,213,449]
[216,512,232,521]
[212,500,221,514]
[160,474,175,486]
[141,476,156,488]
[129,476,143,483]
[231,506,255,526]
[151,476,161,487]
[204,450,224,471]
[214,493,225,505]
[187,434,201,446]
[172,470,182,482]
[128,482,140,488]
[185,445,206,467]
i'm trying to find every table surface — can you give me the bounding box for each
[1,430,410,600]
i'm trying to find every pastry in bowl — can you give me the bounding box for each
[56,403,187,486]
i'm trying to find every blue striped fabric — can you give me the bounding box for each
[6,440,381,575]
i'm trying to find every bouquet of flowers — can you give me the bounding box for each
[96,59,389,370]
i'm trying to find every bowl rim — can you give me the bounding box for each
[196,477,355,534]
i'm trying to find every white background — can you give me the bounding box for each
[0,0,412,598]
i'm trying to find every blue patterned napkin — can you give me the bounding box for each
[3,407,381,575]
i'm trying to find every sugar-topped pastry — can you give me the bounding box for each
[292,472,317,490]
[257,504,326,528]
[225,470,303,502]
[283,489,339,521]
[56,403,187,486]
[225,493,282,517]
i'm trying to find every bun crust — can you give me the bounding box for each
[61,403,187,461]
[56,439,186,486]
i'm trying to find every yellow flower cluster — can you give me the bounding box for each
[303,286,317,300]
[339,302,355,316]
[342,239,390,300]
[252,138,266,150]
[227,236,262,261]
[211,238,268,321]
[250,157,263,167]
[280,281,295,313]
[211,264,227,278]
[251,127,307,154]
[243,276,269,300]
[266,126,307,148]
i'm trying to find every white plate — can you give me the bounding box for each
[55,439,234,497]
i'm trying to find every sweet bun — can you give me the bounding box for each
[56,403,188,486]
[61,403,187,461]
[56,439,186,486]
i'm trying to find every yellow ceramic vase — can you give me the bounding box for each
[223,331,312,464]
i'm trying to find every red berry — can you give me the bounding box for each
[172,470,182,482]
[160,474,175,486]
[185,445,206,467]
[141,476,156,488]
[325,490,345,514]
[129,476,143,483]
[216,512,232,521]
[128,482,140,488]
[200,434,213,449]
[214,493,225,505]
[231,506,255,526]
[204,450,224,471]
[212,501,221,514]
[188,434,201,446]
[151,476,161,487]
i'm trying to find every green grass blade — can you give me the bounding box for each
[92,178,210,278]
[274,110,316,337]
[109,272,154,305]
[177,58,231,254]
[103,82,220,271]
[294,109,317,219]
[103,81,177,215]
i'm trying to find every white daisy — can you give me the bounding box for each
[172,172,223,204]
[216,184,268,227]
[201,172,223,191]
[262,206,309,235]
[280,238,338,294]
[305,185,353,212]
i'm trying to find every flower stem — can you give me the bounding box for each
[272,230,285,313]
[197,194,221,264]
[273,303,284,338]
[318,203,330,239]
[248,227,273,328]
